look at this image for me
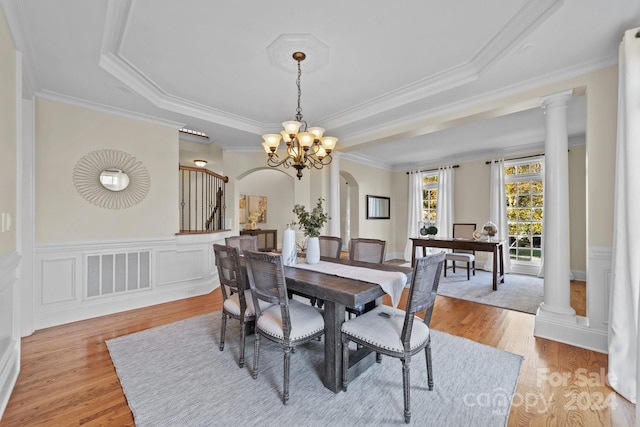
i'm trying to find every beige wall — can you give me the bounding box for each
[568,143,587,272]
[0,8,16,256]
[35,98,179,242]
[340,158,397,249]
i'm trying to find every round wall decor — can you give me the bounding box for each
[72,149,150,209]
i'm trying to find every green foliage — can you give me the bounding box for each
[292,198,330,237]
[426,225,438,235]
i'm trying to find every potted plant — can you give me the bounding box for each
[292,198,330,264]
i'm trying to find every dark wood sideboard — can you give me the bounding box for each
[239,229,277,251]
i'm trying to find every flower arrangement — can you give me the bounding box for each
[292,198,330,237]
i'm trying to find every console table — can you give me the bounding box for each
[240,229,277,251]
[411,237,506,290]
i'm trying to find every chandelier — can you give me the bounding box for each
[261,51,338,180]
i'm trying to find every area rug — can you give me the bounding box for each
[107,312,523,426]
[436,270,543,314]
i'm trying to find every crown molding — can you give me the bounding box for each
[37,90,185,128]
[1,0,39,97]
[337,49,614,150]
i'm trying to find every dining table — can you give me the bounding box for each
[411,237,506,290]
[240,255,412,393]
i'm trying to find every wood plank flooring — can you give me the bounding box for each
[1,279,633,426]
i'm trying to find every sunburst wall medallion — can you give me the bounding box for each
[72,149,151,210]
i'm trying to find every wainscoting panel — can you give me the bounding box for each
[156,248,205,286]
[41,258,76,304]
[33,233,230,330]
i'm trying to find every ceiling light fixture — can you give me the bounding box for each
[194,160,208,167]
[261,52,338,180]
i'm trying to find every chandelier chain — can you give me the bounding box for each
[295,59,304,124]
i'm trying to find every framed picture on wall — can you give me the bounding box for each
[248,195,267,223]
[239,194,246,224]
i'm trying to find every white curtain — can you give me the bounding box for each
[404,170,423,261]
[484,159,511,273]
[608,27,640,405]
[435,166,454,238]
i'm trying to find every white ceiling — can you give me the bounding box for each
[3,0,638,170]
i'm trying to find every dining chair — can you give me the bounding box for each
[213,243,264,368]
[444,223,476,280]
[225,235,258,255]
[243,250,325,404]
[340,251,445,424]
[349,238,386,264]
[346,238,386,315]
[319,235,343,259]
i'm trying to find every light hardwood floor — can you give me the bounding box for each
[1,280,634,426]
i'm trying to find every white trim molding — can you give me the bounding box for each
[534,245,611,354]
[0,251,21,418]
[32,233,230,330]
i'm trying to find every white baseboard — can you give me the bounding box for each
[534,312,608,353]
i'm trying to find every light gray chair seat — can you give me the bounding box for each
[341,305,429,353]
[445,252,475,263]
[223,290,271,317]
[444,223,477,280]
[257,300,324,341]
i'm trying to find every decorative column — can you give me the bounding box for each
[328,152,341,237]
[536,89,576,324]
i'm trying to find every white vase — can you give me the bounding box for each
[306,236,320,264]
[282,227,297,266]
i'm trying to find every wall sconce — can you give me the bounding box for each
[194,160,208,167]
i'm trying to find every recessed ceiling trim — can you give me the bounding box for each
[99,0,564,138]
[320,0,564,130]
[100,0,265,134]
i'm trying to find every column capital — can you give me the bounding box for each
[540,89,573,110]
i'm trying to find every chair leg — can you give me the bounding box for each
[252,334,260,379]
[443,260,447,277]
[452,261,456,273]
[402,358,411,424]
[239,321,246,368]
[342,336,350,392]
[467,262,471,281]
[472,260,476,276]
[425,342,434,391]
[219,312,227,351]
[283,347,291,404]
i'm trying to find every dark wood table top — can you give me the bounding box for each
[283,257,413,308]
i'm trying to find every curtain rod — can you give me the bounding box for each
[484,153,544,165]
[406,164,459,175]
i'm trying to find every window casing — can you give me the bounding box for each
[505,158,544,265]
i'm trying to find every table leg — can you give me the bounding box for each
[492,247,498,291]
[499,243,505,283]
[321,300,345,392]
[411,241,417,267]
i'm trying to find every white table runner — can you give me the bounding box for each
[291,260,407,309]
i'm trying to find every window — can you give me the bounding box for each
[422,174,438,224]
[505,158,543,264]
